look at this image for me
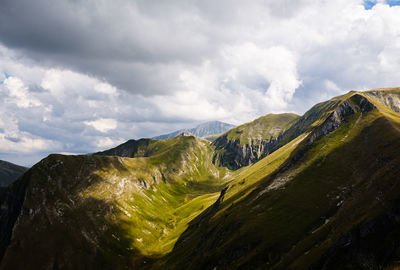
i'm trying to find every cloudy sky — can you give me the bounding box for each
[1,0,400,166]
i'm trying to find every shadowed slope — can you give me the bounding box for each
[0,160,28,187]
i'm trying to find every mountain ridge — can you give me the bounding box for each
[0,160,28,187]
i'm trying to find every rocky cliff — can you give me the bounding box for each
[212,113,299,170]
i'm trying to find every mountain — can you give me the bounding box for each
[2,88,400,269]
[152,121,235,140]
[212,113,299,170]
[0,135,228,269]
[0,160,28,187]
[159,88,400,269]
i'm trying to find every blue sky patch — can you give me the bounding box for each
[364,0,376,9]
[387,0,400,6]
[0,72,9,84]
[364,0,400,9]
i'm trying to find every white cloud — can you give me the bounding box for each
[0,134,59,154]
[222,43,301,110]
[95,137,124,149]
[84,118,118,133]
[94,82,118,96]
[3,76,42,108]
[0,115,60,154]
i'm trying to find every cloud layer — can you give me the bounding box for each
[1,0,400,165]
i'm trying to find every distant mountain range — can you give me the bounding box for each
[3,88,400,269]
[152,120,235,140]
[0,160,28,187]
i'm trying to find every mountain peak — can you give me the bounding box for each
[178,131,194,137]
[152,120,235,140]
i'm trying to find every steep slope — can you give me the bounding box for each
[152,121,235,140]
[212,113,299,170]
[159,90,400,270]
[0,160,28,187]
[0,136,228,269]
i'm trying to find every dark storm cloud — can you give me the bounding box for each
[0,0,314,94]
[0,0,215,94]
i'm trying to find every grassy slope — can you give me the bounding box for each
[0,136,229,269]
[159,90,400,270]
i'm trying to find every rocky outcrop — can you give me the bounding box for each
[211,113,299,170]
[366,90,400,113]
[212,135,281,170]
[178,131,194,137]
[307,94,375,145]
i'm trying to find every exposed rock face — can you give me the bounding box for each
[212,135,281,170]
[212,113,299,170]
[307,94,375,145]
[366,90,400,113]
[178,131,194,137]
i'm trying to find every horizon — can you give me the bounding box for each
[1,0,400,166]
